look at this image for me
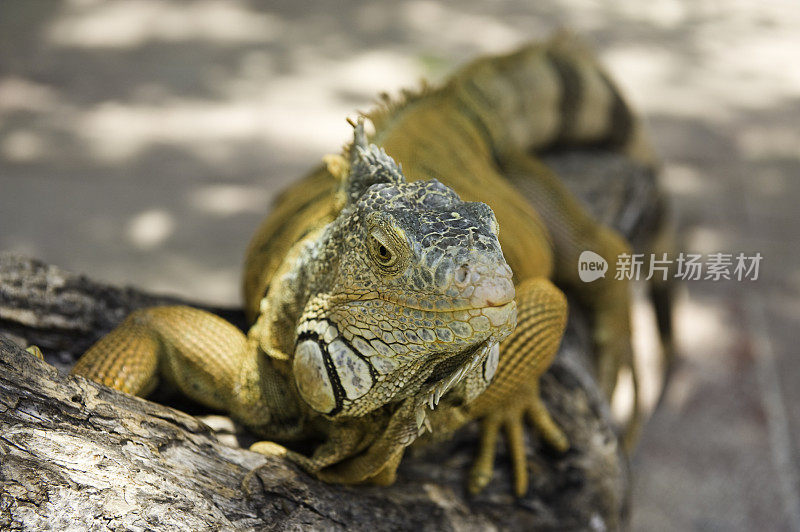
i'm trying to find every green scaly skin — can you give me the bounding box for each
[71,33,657,496]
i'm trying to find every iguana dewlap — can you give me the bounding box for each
[72,33,655,496]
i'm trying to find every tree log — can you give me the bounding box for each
[0,151,659,530]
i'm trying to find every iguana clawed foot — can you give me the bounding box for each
[469,382,568,497]
[250,399,419,486]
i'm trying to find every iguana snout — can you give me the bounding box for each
[452,259,515,309]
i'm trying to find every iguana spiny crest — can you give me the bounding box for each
[292,122,517,421]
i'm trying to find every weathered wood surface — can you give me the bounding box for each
[0,151,659,531]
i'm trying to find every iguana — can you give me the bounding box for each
[70,33,657,496]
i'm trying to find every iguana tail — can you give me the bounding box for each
[448,32,656,167]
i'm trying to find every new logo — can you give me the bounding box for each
[578,251,608,282]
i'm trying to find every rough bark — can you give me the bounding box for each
[0,151,659,531]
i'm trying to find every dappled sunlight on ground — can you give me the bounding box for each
[48,0,281,48]
[189,184,270,217]
[2,1,799,529]
[126,209,175,249]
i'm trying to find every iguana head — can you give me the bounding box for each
[292,121,516,425]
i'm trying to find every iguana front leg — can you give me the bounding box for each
[464,278,569,496]
[72,306,246,406]
[498,149,637,409]
[71,306,298,432]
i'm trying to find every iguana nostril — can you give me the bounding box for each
[454,264,470,286]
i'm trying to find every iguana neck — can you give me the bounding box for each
[260,217,346,353]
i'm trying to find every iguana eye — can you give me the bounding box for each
[378,243,391,262]
[370,234,396,266]
[366,213,408,275]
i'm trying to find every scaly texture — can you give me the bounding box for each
[71,33,659,496]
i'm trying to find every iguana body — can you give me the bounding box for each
[72,34,655,496]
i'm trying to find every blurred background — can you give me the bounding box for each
[1,1,799,529]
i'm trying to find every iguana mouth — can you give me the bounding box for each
[349,265,515,313]
[351,294,513,314]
